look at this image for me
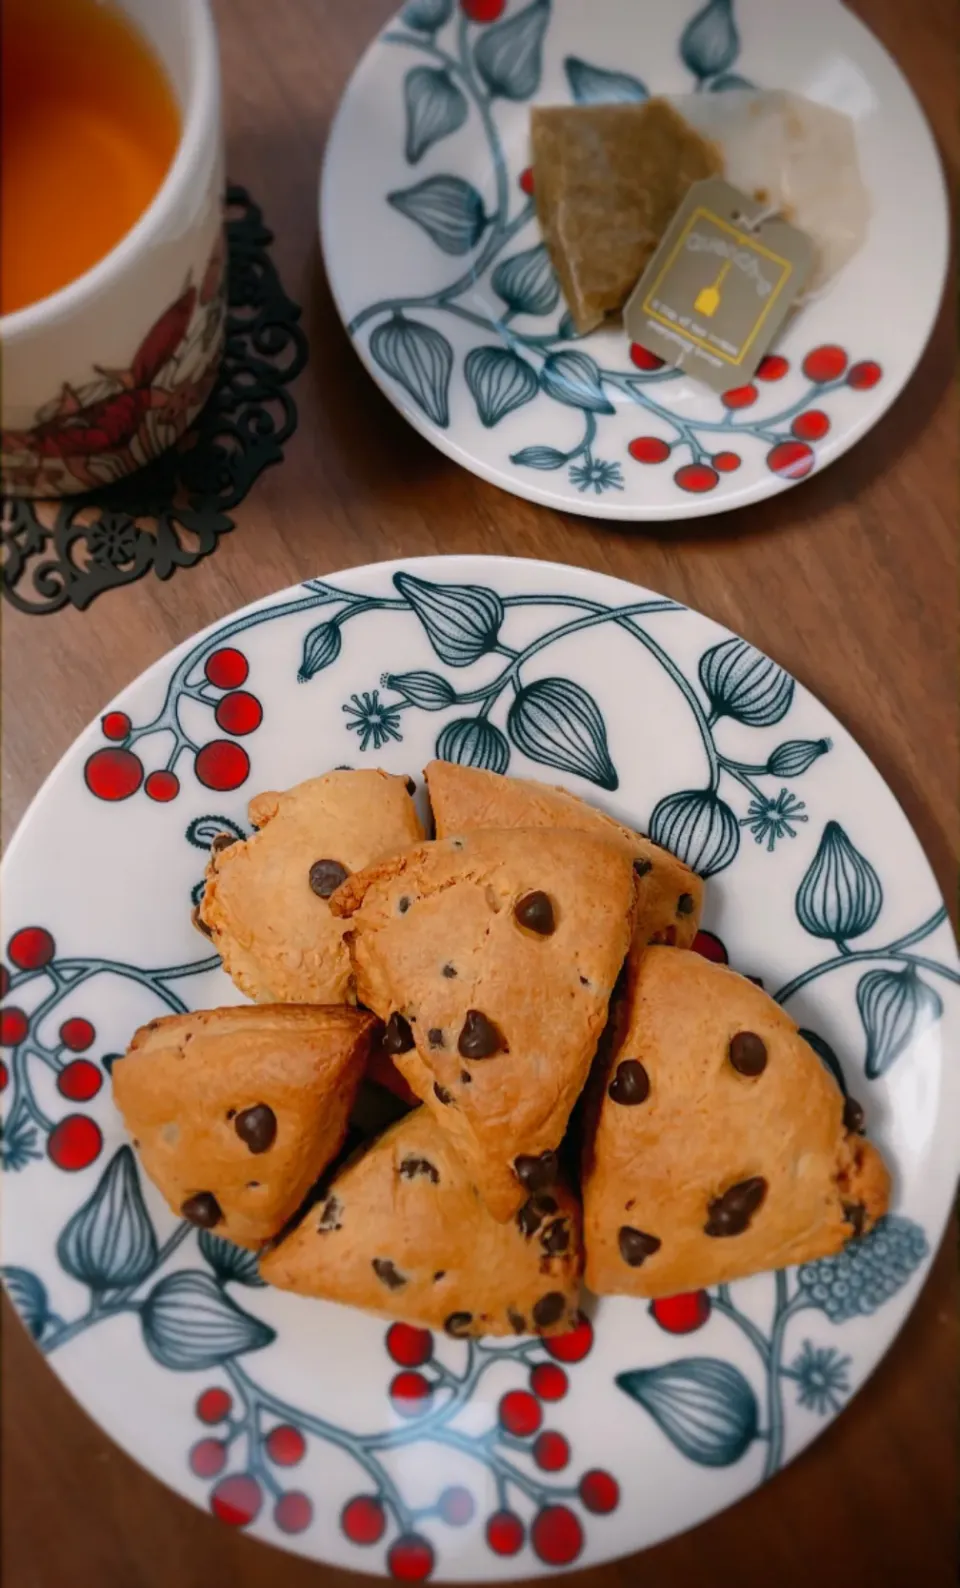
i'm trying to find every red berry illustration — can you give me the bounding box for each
[275,1491,313,1534]
[438,1486,475,1526]
[101,710,131,741]
[693,929,728,964]
[461,0,505,20]
[579,1469,620,1514]
[145,770,180,803]
[649,1289,712,1334]
[215,690,263,737]
[60,1016,95,1052]
[519,166,535,196]
[848,359,882,390]
[498,1389,542,1438]
[390,1370,433,1417]
[767,439,815,480]
[532,1504,583,1566]
[57,1059,102,1102]
[629,343,665,371]
[204,647,249,689]
[803,344,847,383]
[0,1060,7,1093]
[8,927,55,970]
[342,1495,386,1545]
[265,1424,306,1466]
[713,450,741,473]
[195,740,250,792]
[675,462,719,494]
[530,1362,568,1401]
[756,354,789,381]
[792,409,830,441]
[210,1473,262,1528]
[0,1007,28,1046]
[0,966,7,1000]
[544,1312,593,1363]
[189,1438,226,1478]
[84,747,144,801]
[388,1533,435,1581]
[721,383,758,409]
[387,1322,433,1368]
[196,1387,232,1424]
[486,1510,525,1556]
[47,1115,102,1171]
[533,1430,570,1471]
[628,435,671,464]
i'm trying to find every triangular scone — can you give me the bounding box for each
[424,762,703,950]
[330,828,639,1221]
[583,949,891,1297]
[260,1108,583,1336]
[113,1005,376,1249]
[199,770,424,1003]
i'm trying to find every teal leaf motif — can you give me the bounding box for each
[511,444,569,470]
[370,316,454,427]
[680,0,740,80]
[796,822,882,941]
[541,351,615,414]
[437,716,510,774]
[650,789,740,877]
[2,1265,50,1340]
[382,670,456,710]
[387,176,487,255]
[473,0,550,101]
[856,964,943,1080]
[709,72,756,91]
[0,1118,41,1171]
[401,0,452,28]
[198,1230,266,1288]
[799,1029,847,1096]
[298,620,342,681]
[766,739,831,777]
[141,1271,275,1370]
[404,67,468,164]
[186,815,247,850]
[465,347,538,427]
[57,1146,158,1292]
[699,637,794,726]
[564,56,649,104]
[394,571,504,666]
[617,1358,759,1466]
[796,1216,929,1322]
[507,677,617,791]
[492,244,559,316]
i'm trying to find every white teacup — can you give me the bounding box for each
[0,0,224,498]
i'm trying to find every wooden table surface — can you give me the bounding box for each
[2,0,957,1583]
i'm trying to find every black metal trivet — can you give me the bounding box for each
[1,186,307,616]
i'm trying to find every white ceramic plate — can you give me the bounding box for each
[321,0,947,520]
[2,555,958,1579]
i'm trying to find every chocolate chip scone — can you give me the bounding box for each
[198,769,424,1003]
[260,1108,583,1336]
[330,827,638,1222]
[112,1005,376,1249]
[583,948,890,1297]
[424,762,703,949]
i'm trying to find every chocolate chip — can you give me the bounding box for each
[533,1194,558,1215]
[843,1096,866,1134]
[459,1070,472,1085]
[225,1109,236,1120]
[318,1195,342,1231]
[211,832,237,855]
[372,1258,406,1290]
[514,890,556,935]
[704,1176,768,1238]
[181,1192,222,1229]
[517,1200,544,1238]
[428,1027,444,1048]
[532,1292,566,1329]
[234,1103,277,1154]
[728,1032,767,1077]
[442,963,458,978]
[579,975,590,987]
[399,1156,439,1184]
[608,1059,650,1105]
[383,1011,415,1054]
[309,858,348,898]
[405,777,416,795]
[618,1226,661,1266]
[514,1151,559,1193]
[541,1218,569,1255]
[433,1082,454,1105]
[445,1311,472,1337]
[843,1201,866,1237]
[433,1270,446,1282]
[677,893,695,915]
[508,1308,526,1335]
[246,1181,261,1189]
[191,905,213,938]
[458,1009,504,1059]
[633,858,652,878]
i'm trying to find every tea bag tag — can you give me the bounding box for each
[624,178,814,393]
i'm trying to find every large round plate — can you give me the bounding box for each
[2,555,958,1579]
[321,0,947,521]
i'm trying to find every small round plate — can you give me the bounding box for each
[2,555,958,1579]
[321,0,947,520]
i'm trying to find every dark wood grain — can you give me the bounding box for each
[2,1,957,1584]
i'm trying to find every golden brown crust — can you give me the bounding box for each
[198,769,423,1003]
[112,1005,376,1248]
[260,1108,583,1335]
[583,948,891,1297]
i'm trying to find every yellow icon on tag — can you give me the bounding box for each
[694,258,732,319]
